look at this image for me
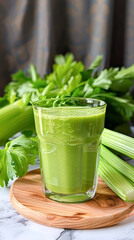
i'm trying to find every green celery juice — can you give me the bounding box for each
[34,106,105,198]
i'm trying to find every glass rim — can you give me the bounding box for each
[32,97,107,110]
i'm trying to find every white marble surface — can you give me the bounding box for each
[0,161,134,240]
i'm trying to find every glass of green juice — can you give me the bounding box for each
[32,98,106,203]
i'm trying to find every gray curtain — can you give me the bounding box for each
[0,0,133,95]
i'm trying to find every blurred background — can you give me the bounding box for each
[0,0,134,95]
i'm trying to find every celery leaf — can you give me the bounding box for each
[0,135,38,186]
[115,65,134,79]
[89,55,103,70]
[92,68,119,90]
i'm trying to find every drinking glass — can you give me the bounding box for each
[33,98,106,203]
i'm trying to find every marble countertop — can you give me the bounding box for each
[0,160,134,240]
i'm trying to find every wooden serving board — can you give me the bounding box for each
[10,169,134,229]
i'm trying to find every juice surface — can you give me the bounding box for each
[34,107,105,195]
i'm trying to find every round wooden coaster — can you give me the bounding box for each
[9,169,134,229]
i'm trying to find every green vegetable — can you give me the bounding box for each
[89,55,103,70]
[0,97,35,145]
[100,145,134,182]
[102,128,134,159]
[92,68,119,90]
[99,157,134,202]
[115,65,134,79]
[92,94,134,128]
[0,135,38,187]
[99,129,134,202]
[0,53,134,144]
[5,64,46,100]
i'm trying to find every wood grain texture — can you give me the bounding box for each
[9,169,134,229]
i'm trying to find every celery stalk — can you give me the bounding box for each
[0,104,34,146]
[101,145,134,182]
[42,82,55,96]
[0,99,24,125]
[102,128,134,158]
[99,157,134,202]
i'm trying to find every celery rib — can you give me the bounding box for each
[102,128,134,158]
[0,99,24,125]
[99,157,134,202]
[0,106,34,146]
[103,128,134,141]
[100,145,134,182]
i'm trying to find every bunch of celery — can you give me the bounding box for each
[0,54,134,202]
[1,53,134,146]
